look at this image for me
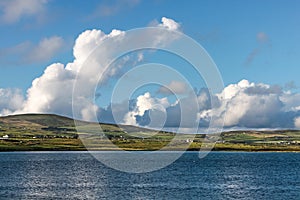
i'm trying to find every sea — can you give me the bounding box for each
[0,151,299,200]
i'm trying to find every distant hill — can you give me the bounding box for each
[0,114,299,151]
[0,113,160,133]
[0,113,160,138]
[0,113,76,127]
[0,113,174,151]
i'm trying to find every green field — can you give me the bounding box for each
[0,114,300,152]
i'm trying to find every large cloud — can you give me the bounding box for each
[21,63,75,115]
[2,17,181,120]
[198,80,300,128]
[1,17,300,129]
[110,79,300,129]
[21,28,127,118]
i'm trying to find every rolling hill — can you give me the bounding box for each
[0,114,300,151]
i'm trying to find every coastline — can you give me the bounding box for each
[1,146,300,152]
[1,114,300,153]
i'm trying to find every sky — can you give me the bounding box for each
[0,0,300,130]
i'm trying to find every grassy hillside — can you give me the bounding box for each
[0,114,300,151]
[2,114,76,126]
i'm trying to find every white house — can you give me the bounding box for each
[2,135,9,139]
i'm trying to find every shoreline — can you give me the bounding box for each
[1,147,300,153]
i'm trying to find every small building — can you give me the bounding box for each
[186,139,193,143]
[2,135,9,139]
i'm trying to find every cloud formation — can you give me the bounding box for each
[2,17,180,120]
[0,36,65,65]
[1,17,300,130]
[159,17,181,31]
[245,32,271,66]
[0,0,47,24]
[20,28,128,119]
[27,36,64,62]
[123,92,170,126]
[294,117,300,128]
[0,88,24,116]
[100,79,300,129]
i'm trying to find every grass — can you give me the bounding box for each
[0,114,300,151]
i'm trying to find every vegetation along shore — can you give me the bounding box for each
[0,114,300,152]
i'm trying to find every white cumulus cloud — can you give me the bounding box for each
[123,92,169,126]
[3,17,181,122]
[2,16,300,129]
[118,79,300,129]
[199,80,299,128]
[160,17,181,31]
[21,63,75,115]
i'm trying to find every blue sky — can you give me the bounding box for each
[1,0,300,129]
[1,0,299,90]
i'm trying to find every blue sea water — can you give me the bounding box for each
[0,151,299,200]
